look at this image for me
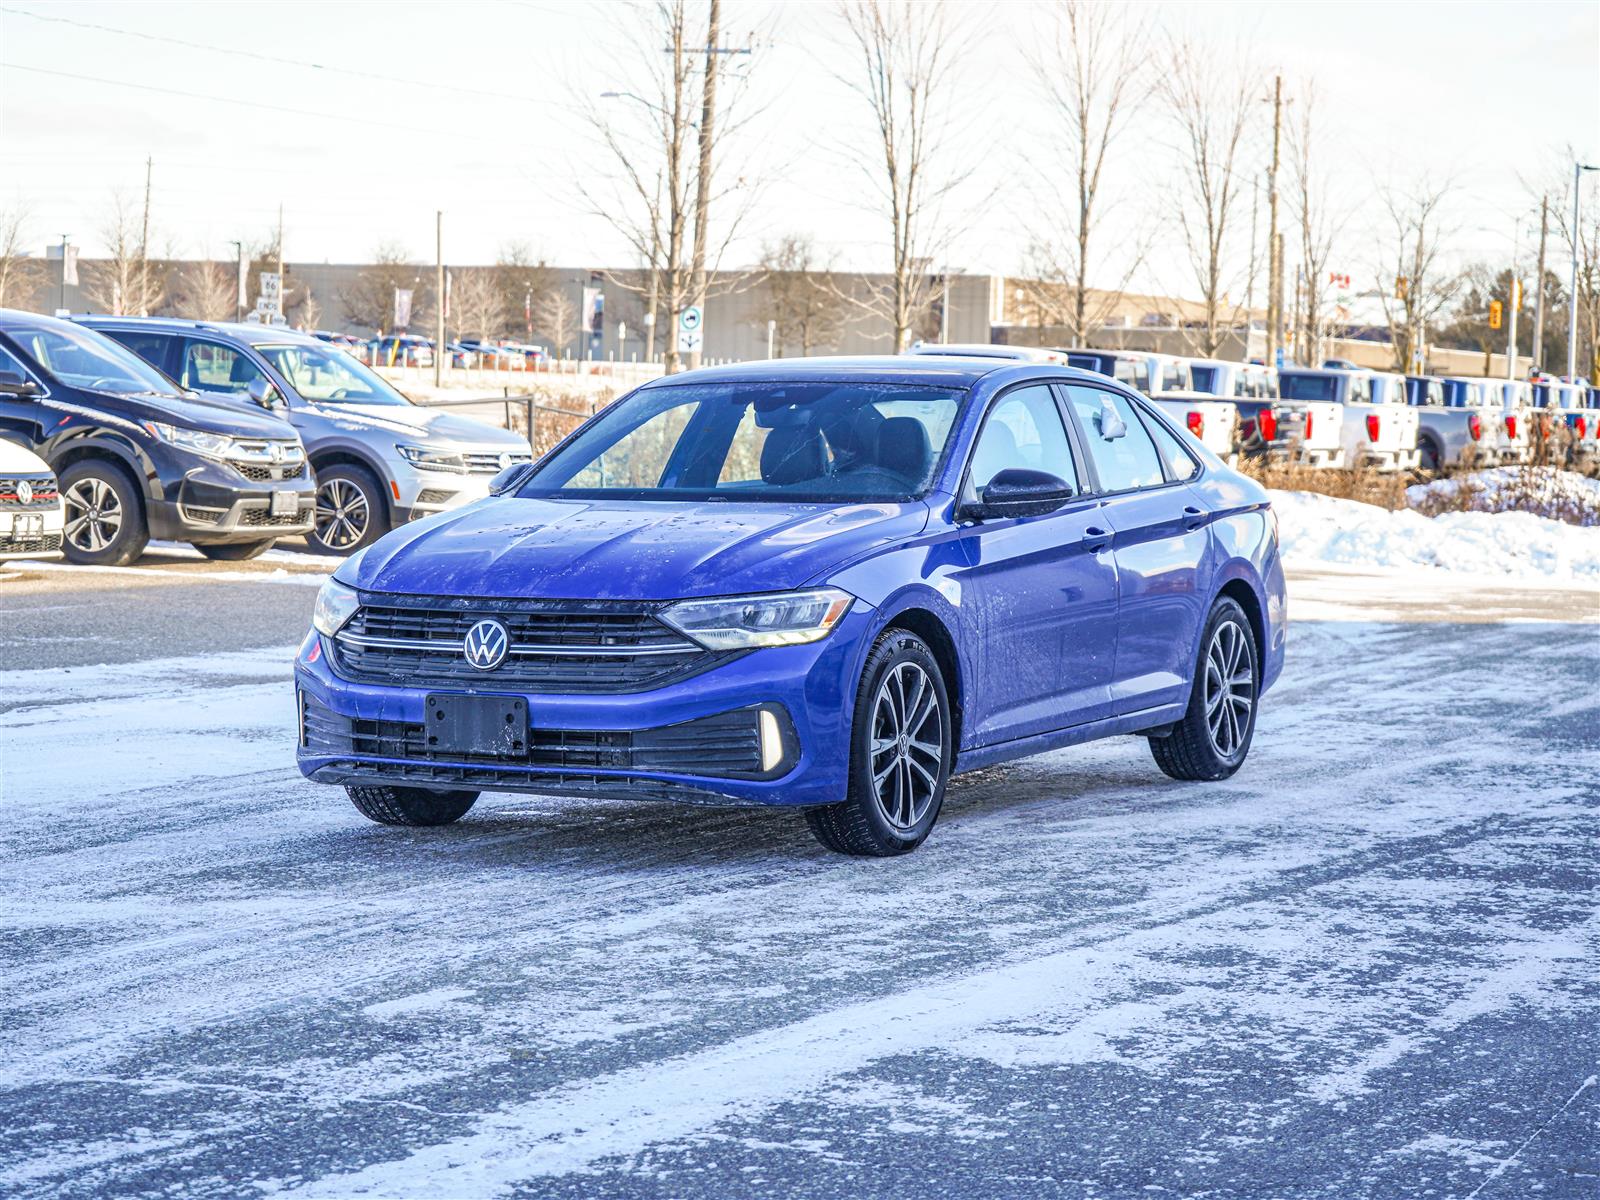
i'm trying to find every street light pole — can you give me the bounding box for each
[1568,162,1599,382]
[1506,221,1519,380]
[58,233,69,313]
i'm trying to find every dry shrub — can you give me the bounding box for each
[506,386,615,457]
[1408,466,1600,527]
[1237,459,1411,510]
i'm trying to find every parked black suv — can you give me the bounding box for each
[0,310,315,566]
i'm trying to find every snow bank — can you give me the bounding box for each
[1405,467,1600,525]
[1271,488,1600,580]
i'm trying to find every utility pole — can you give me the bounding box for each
[1567,162,1598,382]
[230,239,244,322]
[435,210,445,389]
[138,156,153,316]
[1264,75,1284,369]
[58,233,69,313]
[1530,195,1548,372]
[686,0,722,372]
[276,203,285,320]
[1505,221,1519,380]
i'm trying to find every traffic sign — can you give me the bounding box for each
[675,306,705,353]
[679,306,702,332]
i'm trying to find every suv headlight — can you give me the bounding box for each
[396,444,467,473]
[659,588,854,650]
[143,422,237,459]
[312,578,360,637]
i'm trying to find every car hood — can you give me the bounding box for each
[54,388,298,438]
[342,497,930,600]
[294,401,528,448]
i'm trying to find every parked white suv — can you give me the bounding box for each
[0,440,64,562]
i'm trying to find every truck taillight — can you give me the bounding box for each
[1366,413,1381,442]
[1186,411,1204,438]
[1259,409,1278,441]
[1505,414,1518,440]
[1468,413,1481,441]
[1578,416,1589,438]
[1303,410,1312,438]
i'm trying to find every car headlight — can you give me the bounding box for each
[396,444,467,473]
[659,588,855,650]
[143,422,237,459]
[312,577,360,637]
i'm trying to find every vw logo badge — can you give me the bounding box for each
[16,479,33,506]
[269,443,284,464]
[463,618,510,671]
[498,452,514,470]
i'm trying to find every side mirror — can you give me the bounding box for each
[488,461,536,496]
[960,468,1075,522]
[1097,397,1127,440]
[0,370,38,398]
[247,378,283,410]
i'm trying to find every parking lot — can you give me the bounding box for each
[2,558,1596,1199]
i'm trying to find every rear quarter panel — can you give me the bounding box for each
[1185,469,1287,694]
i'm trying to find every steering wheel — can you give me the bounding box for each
[87,377,123,391]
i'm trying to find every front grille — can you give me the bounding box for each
[233,461,308,483]
[330,596,731,693]
[0,475,59,509]
[302,696,763,777]
[181,505,226,525]
[241,504,314,527]
[0,532,61,554]
[465,451,533,475]
[414,488,457,505]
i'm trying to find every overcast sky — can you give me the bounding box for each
[1,0,1595,302]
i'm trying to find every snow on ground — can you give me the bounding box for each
[1,572,1597,1198]
[1272,488,1600,581]
[1406,466,1600,523]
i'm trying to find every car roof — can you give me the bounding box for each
[639,355,1111,390]
[75,314,324,348]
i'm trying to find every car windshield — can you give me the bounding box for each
[7,323,180,397]
[521,381,963,502]
[1279,374,1341,402]
[255,344,411,406]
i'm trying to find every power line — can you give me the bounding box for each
[0,4,556,107]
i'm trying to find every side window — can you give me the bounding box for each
[0,344,33,382]
[1162,362,1188,391]
[1113,360,1138,388]
[183,340,268,394]
[105,330,174,375]
[1349,377,1370,403]
[968,385,1079,498]
[1065,386,1165,492]
[1140,408,1200,481]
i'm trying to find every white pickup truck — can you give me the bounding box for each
[1147,391,1240,464]
[1275,367,1421,471]
[1477,379,1534,464]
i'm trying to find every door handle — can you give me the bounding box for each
[1082,526,1112,551]
[1182,505,1206,531]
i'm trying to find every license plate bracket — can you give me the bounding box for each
[270,489,298,517]
[424,693,528,758]
[13,513,43,539]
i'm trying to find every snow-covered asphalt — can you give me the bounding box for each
[2,566,1597,1198]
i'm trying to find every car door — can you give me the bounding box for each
[952,382,1119,746]
[1062,384,1210,716]
[0,342,48,451]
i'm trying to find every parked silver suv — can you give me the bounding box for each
[79,318,533,553]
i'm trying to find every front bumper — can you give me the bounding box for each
[293,605,876,807]
[390,445,534,520]
[145,448,317,543]
[0,504,65,561]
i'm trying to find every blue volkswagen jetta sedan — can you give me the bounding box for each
[297,356,1286,855]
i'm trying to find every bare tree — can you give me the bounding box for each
[493,243,553,341]
[836,0,965,351]
[83,192,163,316]
[1285,83,1346,365]
[1024,0,1151,345]
[1376,181,1459,373]
[1158,37,1255,356]
[450,267,507,343]
[0,206,43,311]
[339,242,428,334]
[578,1,758,371]
[757,234,847,355]
[532,287,578,356]
[172,258,236,321]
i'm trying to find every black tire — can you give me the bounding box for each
[1418,438,1441,472]
[346,785,478,827]
[309,464,388,555]
[194,539,276,561]
[58,459,149,567]
[804,629,952,857]
[1150,597,1259,782]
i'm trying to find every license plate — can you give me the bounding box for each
[9,513,43,539]
[270,489,298,517]
[424,693,528,758]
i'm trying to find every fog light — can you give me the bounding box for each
[759,709,783,773]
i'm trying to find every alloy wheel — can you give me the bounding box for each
[1204,619,1254,759]
[869,661,943,831]
[315,479,370,550]
[63,477,123,553]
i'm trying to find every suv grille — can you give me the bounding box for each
[0,532,61,554]
[0,475,59,509]
[465,451,533,475]
[233,461,308,483]
[241,504,314,527]
[301,696,763,777]
[329,596,730,693]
